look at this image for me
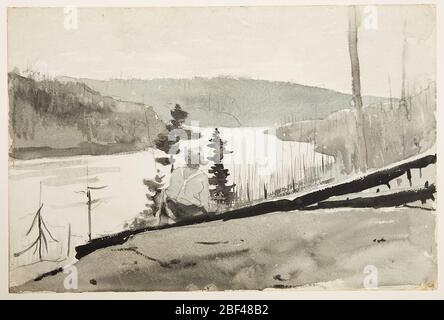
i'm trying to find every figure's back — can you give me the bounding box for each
[166,167,209,210]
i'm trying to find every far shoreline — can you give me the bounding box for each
[9,142,150,161]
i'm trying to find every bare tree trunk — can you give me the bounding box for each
[67,223,71,258]
[399,21,409,158]
[401,22,407,105]
[38,210,42,261]
[87,189,92,241]
[348,6,368,172]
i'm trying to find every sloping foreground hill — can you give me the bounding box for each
[8,73,166,159]
[57,76,392,127]
[13,206,435,292]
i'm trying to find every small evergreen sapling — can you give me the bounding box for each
[125,170,165,229]
[14,203,58,261]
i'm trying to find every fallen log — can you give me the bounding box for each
[302,183,436,210]
[75,152,436,260]
[291,154,435,207]
[221,153,436,221]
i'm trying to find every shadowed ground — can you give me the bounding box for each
[13,205,436,292]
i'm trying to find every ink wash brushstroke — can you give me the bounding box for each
[7,5,437,292]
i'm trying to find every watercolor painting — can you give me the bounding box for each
[8,5,436,292]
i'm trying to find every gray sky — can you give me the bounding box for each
[8,5,435,97]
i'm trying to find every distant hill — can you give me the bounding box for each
[8,73,166,159]
[57,76,394,127]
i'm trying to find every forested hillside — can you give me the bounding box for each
[57,76,393,127]
[8,72,166,159]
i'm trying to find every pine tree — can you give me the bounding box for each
[170,104,188,129]
[14,203,58,261]
[154,104,190,167]
[125,170,165,229]
[155,104,188,154]
[207,128,235,205]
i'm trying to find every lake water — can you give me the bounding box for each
[9,127,336,284]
